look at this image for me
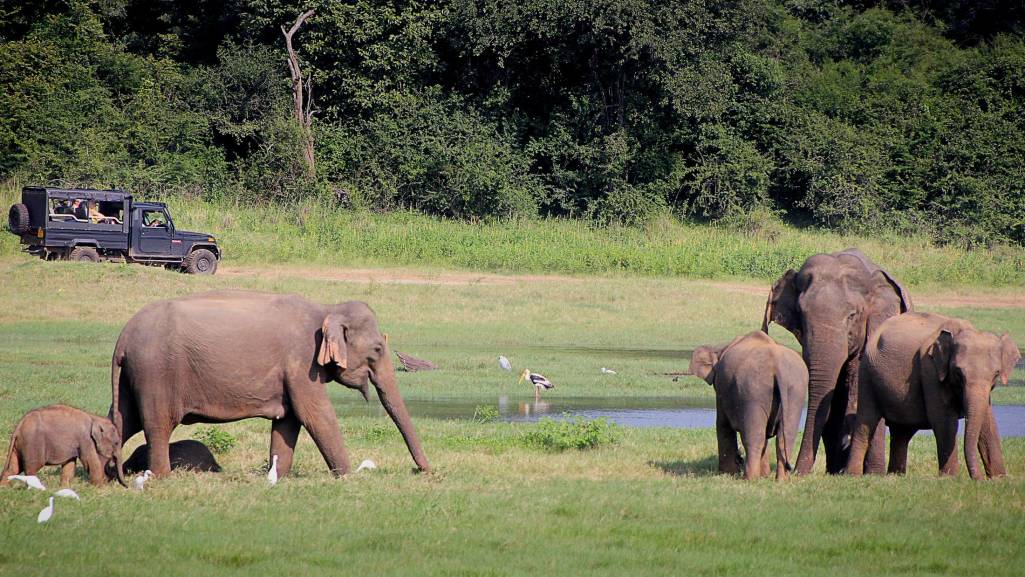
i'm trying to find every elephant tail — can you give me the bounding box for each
[774,375,793,473]
[1,418,24,481]
[110,345,125,438]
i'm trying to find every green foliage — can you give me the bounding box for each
[522,416,621,451]
[1,1,1024,244]
[193,426,237,455]
[471,404,500,424]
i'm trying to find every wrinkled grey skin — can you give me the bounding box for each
[109,290,430,479]
[124,440,221,474]
[689,331,808,480]
[1,404,126,487]
[763,248,912,474]
[848,312,1019,479]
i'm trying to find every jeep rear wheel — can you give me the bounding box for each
[68,246,101,263]
[183,248,217,275]
[8,203,30,235]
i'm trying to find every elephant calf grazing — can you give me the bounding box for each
[848,312,1019,479]
[1,405,126,488]
[688,331,808,480]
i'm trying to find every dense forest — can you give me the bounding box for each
[2,1,1024,245]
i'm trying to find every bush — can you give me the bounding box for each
[472,405,500,424]
[193,426,237,455]
[522,416,621,452]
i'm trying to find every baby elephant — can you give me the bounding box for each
[689,331,808,480]
[124,440,222,474]
[1,405,126,487]
[848,312,1020,479]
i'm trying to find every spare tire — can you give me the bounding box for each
[7,203,30,235]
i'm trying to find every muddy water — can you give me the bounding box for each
[335,395,1025,438]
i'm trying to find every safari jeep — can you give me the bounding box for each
[7,187,221,274]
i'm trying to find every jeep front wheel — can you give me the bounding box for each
[68,246,101,263]
[183,248,217,275]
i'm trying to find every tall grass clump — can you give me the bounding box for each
[522,416,621,451]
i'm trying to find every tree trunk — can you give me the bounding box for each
[282,10,316,179]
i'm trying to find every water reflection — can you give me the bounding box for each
[336,395,1025,438]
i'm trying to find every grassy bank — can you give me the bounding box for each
[3,185,1024,286]
[2,260,1025,575]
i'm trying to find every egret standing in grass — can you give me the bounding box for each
[355,459,377,473]
[133,470,152,492]
[498,356,512,371]
[8,474,45,490]
[37,496,54,524]
[519,369,554,400]
[267,455,279,486]
[600,367,617,374]
[53,488,80,500]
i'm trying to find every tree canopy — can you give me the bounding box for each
[2,0,1023,245]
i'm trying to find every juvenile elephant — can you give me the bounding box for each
[123,440,221,474]
[688,331,808,480]
[763,248,912,474]
[1,405,126,487]
[848,312,1019,479]
[110,290,430,479]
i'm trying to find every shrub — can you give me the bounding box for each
[193,426,237,455]
[472,404,500,424]
[522,416,620,452]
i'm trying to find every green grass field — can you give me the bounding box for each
[1,255,1024,576]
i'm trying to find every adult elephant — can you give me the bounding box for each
[762,249,912,474]
[109,290,430,478]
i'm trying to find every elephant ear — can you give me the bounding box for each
[762,269,801,341]
[999,333,1021,386]
[688,346,719,385]
[874,268,913,313]
[928,329,954,383]
[91,419,118,458]
[317,314,349,369]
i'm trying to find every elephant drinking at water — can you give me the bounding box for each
[109,290,430,478]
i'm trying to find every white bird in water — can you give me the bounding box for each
[498,356,512,371]
[53,488,80,500]
[8,475,45,490]
[519,369,554,400]
[355,459,377,473]
[600,367,617,374]
[267,455,279,486]
[133,470,152,491]
[37,496,54,524]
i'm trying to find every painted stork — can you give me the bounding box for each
[519,369,554,399]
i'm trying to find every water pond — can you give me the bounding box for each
[336,395,1025,438]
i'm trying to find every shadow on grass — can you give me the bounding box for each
[649,454,723,477]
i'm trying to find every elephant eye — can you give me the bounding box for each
[374,345,383,355]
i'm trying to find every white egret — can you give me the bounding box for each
[37,497,54,524]
[498,356,512,371]
[600,367,617,374]
[267,455,279,486]
[53,488,80,501]
[519,369,554,400]
[355,459,377,473]
[132,470,152,491]
[8,475,45,491]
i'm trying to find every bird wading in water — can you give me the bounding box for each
[519,369,554,400]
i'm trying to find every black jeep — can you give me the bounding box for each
[7,187,221,274]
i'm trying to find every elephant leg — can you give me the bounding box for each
[59,461,76,487]
[716,413,740,475]
[143,424,174,477]
[270,413,301,478]
[79,445,106,486]
[978,409,1006,478]
[0,447,20,483]
[291,392,350,476]
[864,419,887,474]
[846,384,882,476]
[931,417,959,476]
[760,440,771,478]
[822,405,848,474]
[740,414,768,481]
[887,425,915,475]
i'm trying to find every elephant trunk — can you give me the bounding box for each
[373,350,431,473]
[114,448,127,487]
[795,332,847,475]
[963,388,989,480]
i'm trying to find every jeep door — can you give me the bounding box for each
[137,208,172,255]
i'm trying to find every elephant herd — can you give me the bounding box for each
[2,249,1019,488]
[692,248,1019,480]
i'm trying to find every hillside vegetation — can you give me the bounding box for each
[2,1,1024,246]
